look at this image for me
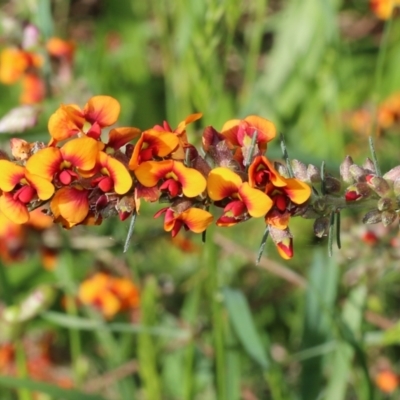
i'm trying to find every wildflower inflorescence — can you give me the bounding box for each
[1,95,399,260]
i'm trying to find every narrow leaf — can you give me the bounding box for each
[223,287,269,369]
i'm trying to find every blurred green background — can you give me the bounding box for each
[1,0,400,399]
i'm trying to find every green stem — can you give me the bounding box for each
[15,340,33,400]
[0,261,13,305]
[373,17,394,101]
[65,295,83,386]
[206,227,227,400]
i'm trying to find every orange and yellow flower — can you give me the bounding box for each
[0,48,42,85]
[78,272,140,319]
[0,47,45,104]
[128,129,179,170]
[106,127,141,152]
[48,95,121,143]
[152,113,202,160]
[265,178,311,229]
[207,167,273,226]
[26,136,99,185]
[46,37,76,63]
[50,186,90,227]
[155,206,213,237]
[370,0,400,19]
[221,115,276,153]
[0,161,54,224]
[91,151,133,194]
[135,160,206,198]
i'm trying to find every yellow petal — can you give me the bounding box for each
[284,178,311,205]
[172,161,206,197]
[0,160,25,192]
[61,136,99,170]
[207,167,242,200]
[180,208,213,233]
[25,147,63,181]
[50,187,89,224]
[0,193,30,224]
[239,182,273,218]
[25,172,55,200]
[83,95,120,127]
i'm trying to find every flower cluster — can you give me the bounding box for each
[3,94,400,261]
[0,23,75,104]
[78,272,140,319]
[0,95,314,259]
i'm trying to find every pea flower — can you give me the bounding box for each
[155,206,213,237]
[207,167,273,226]
[220,115,276,153]
[48,95,121,143]
[128,129,179,170]
[135,160,206,198]
[0,161,54,224]
[26,136,100,186]
[78,272,140,319]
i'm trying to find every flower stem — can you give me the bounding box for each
[206,227,227,400]
[15,339,33,400]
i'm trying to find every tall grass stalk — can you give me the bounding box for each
[205,227,227,400]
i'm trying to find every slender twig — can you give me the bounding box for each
[280,133,294,178]
[368,136,381,177]
[123,212,137,253]
[244,130,258,172]
[328,211,335,257]
[320,161,326,195]
[256,225,270,265]
[335,212,341,250]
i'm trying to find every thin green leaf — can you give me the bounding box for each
[223,287,269,370]
[0,376,105,400]
[41,311,190,339]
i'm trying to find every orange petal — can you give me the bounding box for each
[0,48,28,84]
[276,238,293,260]
[26,147,63,181]
[207,167,242,200]
[0,193,29,224]
[98,152,133,194]
[0,160,25,191]
[48,105,83,141]
[220,119,241,146]
[283,178,311,205]
[248,155,287,188]
[27,208,53,230]
[25,172,55,200]
[83,95,120,127]
[61,136,99,170]
[265,209,291,230]
[46,37,75,62]
[244,115,276,145]
[107,127,141,150]
[20,73,46,105]
[239,182,273,217]
[175,113,203,134]
[50,186,89,224]
[172,161,206,197]
[180,208,213,233]
[128,130,179,170]
[134,160,174,187]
